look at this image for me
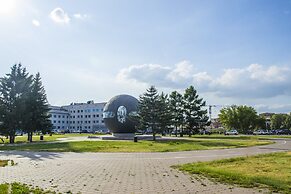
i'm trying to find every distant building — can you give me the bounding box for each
[49,106,70,131]
[49,100,107,133]
[210,118,222,129]
[259,113,275,129]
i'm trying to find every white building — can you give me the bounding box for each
[49,100,107,133]
[49,106,70,131]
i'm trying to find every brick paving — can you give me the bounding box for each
[0,138,290,194]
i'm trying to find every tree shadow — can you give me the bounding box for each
[0,150,63,161]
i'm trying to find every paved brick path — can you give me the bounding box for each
[0,139,290,194]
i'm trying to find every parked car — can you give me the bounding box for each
[276,129,291,135]
[199,129,212,135]
[224,129,238,135]
[253,130,269,135]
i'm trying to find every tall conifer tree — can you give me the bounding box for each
[169,91,184,136]
[183,86,208,136]
[0,64,33,143]
[138,86,160,140]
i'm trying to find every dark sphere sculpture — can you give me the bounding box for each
[103,94,138,133]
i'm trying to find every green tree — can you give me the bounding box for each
[169,91,184,136]
[0,64,33,143]
[219,105,258,133]
[183,86,208,136]
[157,92,172,135]
[271,114,287,130]
[23,73,52,142]
[256,116,267,130]
[138,86,160,140]
[284,115,291,130]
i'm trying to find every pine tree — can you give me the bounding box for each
[157,92,172,136]
[169,91,184,136]
[183,86,208,136]
[0,64,33,143]
[138,86,160,140]
[23,73,52,142]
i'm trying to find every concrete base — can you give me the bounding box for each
[100,133,161,140]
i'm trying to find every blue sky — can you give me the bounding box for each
[0,0,291,115]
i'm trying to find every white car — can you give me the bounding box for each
[224,129,238,135]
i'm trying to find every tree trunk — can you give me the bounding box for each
[9,134,15,144]
[29,132,33,142]
[153,132,156,141]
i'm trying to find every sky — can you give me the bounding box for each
[0,0,291,116]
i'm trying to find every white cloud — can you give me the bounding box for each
[49,7,70,24]
[167,60,193,82]
[32,19,40,27]
[117,61,291,98]
[117,62,195,88]
[255,104,291,113]
[73,13,89,20]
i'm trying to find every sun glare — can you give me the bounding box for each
[0,0,16,15]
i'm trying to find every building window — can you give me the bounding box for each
[88,115,91,118]
[58,115,61,118]
[77,115,80,118]
[88,121,90,123]
[53,115,56,118]
[81,110,83,113]
[62,115,65,118]
[53,120,56,123]
[58,121,60,123]
[97,114,99,117]
[62,121,64,123]
[81,115,83,118]
[78,110,80,113]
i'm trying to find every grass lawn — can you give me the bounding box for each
[189,134,291,140]
[0,160,8,167]
[0,133,96,144]
[0,139,272,152]
[176,151,291,193]
[0,182,55,194]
